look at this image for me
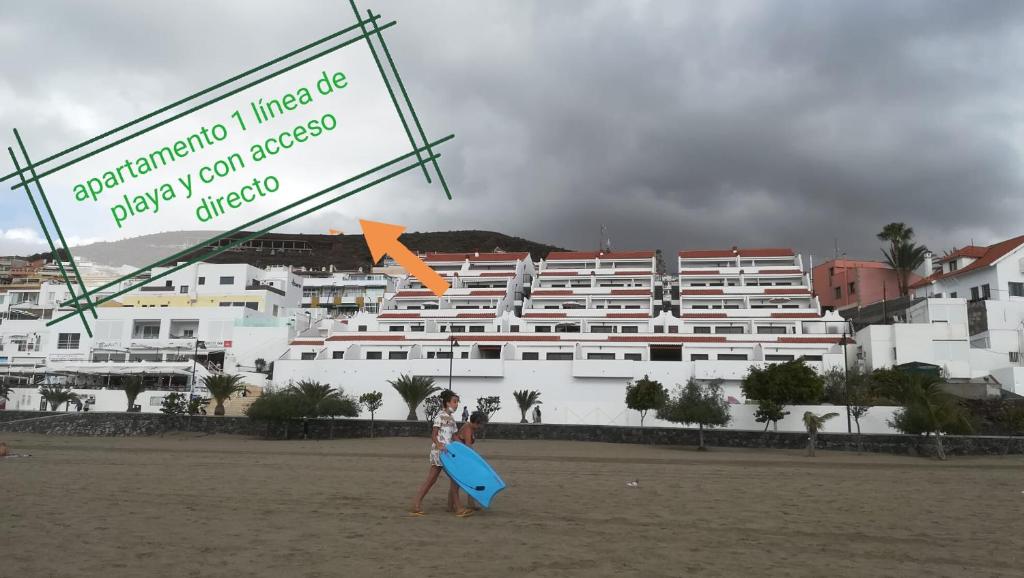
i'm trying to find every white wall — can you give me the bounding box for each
[4,387,176,413]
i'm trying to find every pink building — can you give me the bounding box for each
[812,259,918,311]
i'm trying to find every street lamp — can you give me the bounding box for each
[190,339,206,399]
[842,320,852,433]
[448,336,460,389]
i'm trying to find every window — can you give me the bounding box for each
[654,326,664,333]
[219,302,231,307]
[621,326,639,333]
[718,354,748,361]
[757,326,788,335]
[948,261,958,272]
[435,352,452,359]
[694,326,711,334]
[389,351,408,360]
[715,326,744,334]
[522,352,539,360]
[300,352,316,360]
[1008,352,1020,363]
[451,325,466,333]
[950,292,958,298]
[834,287,842,299]
[971,287,980,300]
[469,326,485,333]
[219,276,234,285]
[461,352,469,359]
[358,325,368,332]
[165,280,173,287]
[535,326,551,333]
[332,351,344,359]
[57,333,80,350]
[765,354,795,362]
[668,326,679,334]
[366,351,383,360]
[982,284,991,300]
[591,325,614,333]
[848,282,855,295]
[198,276,206,285]
[245,302,258,311]
[587,353,615,360]
[690,353,709,361]
[411,326,425,332]
[180,285,189,294]
[510,325,520,333]
[389,326,404,332]
[803,355,823,362]
[1010,282,1024,298]
[546,352,573,360]
[624,353,642,361]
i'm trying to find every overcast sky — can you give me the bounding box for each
[2,0,1023,266]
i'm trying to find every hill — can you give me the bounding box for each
[22,230,569,270]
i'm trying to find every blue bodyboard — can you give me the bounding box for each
[440,442,506,509]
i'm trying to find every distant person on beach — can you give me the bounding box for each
[461,405,469,423]
[411,389,471,517]
[450,411,488,511]
[0,441,7,457]
[533,405,542,424]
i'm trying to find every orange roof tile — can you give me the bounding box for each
[911,235,1024,289]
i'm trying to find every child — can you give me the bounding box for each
[410,389,472,517]
[449,411,489,511]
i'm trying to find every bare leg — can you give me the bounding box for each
[412,466,442,512]
[448,480,460,512]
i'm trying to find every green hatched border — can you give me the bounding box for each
[3,1,454,332]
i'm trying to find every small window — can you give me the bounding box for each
[668,326,679,334]
[219,276,234,285]
[694,326,711,334]
[165,280,173,287]
[57,333,80,350]
[410,326,425,332]
[690,353,709,361]
[621,326,639,334]
[389,351,408,360]
[803,355,824,362]
[461,352,469,359]
[510,325,520,333]
[451,325,466,333]
[624,353,642,361]
[469,326,485,332]
[522,352,539,360]
[718,354,748,361]
[834,287,841,299]
[757,326,788,335]
[358,325,368,332]
[765,354,795,362]
[982,284,991,300]
[245,302,258,311]
[535,326,551,333]
[219,302,231,307]
[654,326,665,333]
[950,292,958,298]
[587,353,615,360]
[180,285,189,294]
[1010,352,1021,363]
[332,351,344,359]
[1010,282,1024,298]
[848,282,855,295]
[436,352,452,359]
[971,287,980,300]
[546,352,573,360]
[715,326,744,334]
[300,352,316,360]
[198,276,206,285]
[591,325,614,333]
[389,326,403,332]
[948,261,958,272]
[366,351,383,360]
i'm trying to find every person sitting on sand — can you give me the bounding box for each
[449,411,489,512]
[411,390,472,518]
[0,441,7,457]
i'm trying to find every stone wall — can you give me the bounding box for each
[3,412,1022,457]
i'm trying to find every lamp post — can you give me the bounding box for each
[448,336,459,389]
[842,320,852,433]
[190,339,206,399]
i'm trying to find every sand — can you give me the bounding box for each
[2,433,1022,578]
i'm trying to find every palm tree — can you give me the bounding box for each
[287,380,359,418]
[39,384,79,411]
[202,374,247,416]
[119,375,146,412]
[388,374,439,420]
[512,389,542,423]
[803,411,839,457]
[0,381,12,403]
[877,222,929,296]
[890,377,973,460]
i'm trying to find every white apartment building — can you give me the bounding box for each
[274,248,851,428]
[298,270,395,314]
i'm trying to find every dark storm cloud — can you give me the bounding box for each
[2,0,1023,261]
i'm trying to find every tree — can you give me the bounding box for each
[119,375,146,412]
[877,222,929,296]
[888,375,973,460]
[742,360,824,431]
[823,366,876,451]
[39,385,79,411]
[803,411,840,457]
[995,402,1024,455]
[359,391,384,438]
[423,395,443,422]
[476,396,501,421]
[160,392,188,415]
[254,358,268,373]
[287,380,359,419]
[202,374,247,416]
[512,390,542,424]
[625,375,668,428]
[388,374,439,421]
[245,388,309,439]
[0,381,12,402]
[658,378,731,450]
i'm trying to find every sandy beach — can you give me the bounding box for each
[2,433,1022,577]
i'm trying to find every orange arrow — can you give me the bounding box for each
[360,219,449,297]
